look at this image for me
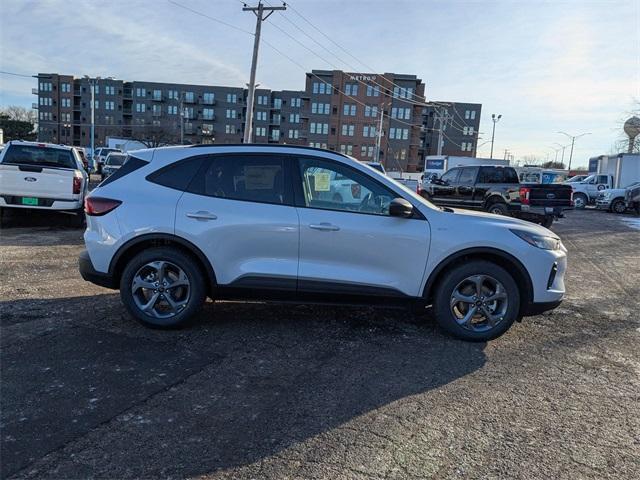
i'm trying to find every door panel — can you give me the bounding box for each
[174,154,299,287]
[295,156,430,297]
[431,168,460,205]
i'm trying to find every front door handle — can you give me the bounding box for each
[309,222,340,231]
[186,211,217,220]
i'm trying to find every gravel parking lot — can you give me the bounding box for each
[1,209,639,479]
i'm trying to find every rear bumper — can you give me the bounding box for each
[0,196,82,211]
[79,250,117,289]
[517,204,572,217]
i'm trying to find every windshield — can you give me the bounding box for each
[1,145,77,169]
[106,154,126,166]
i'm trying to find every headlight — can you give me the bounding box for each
[510,229,562,250]
[602,192,611,200]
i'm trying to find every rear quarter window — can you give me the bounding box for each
[99,156,148,187]
[146,157,205,191]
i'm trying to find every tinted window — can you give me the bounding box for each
[100,156,149,187]
[597,175,608,184]
[440,168,460,183]
[479,167,518,183]
[458,167,478,184]
[106,154,127,166]
[189,155,290,205]
[2,145,76,169]
[147,157,204,191]
[298,157,395,216]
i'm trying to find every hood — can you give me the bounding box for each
[600,188,624,195]
[448,207,556,237]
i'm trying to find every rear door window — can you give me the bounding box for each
[458,167,478,185]
[1,145,77,169]
[188,154,292,206]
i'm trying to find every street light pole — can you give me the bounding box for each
[490,113,502,159]
[84,75,100,162]
[558,131,591,171]
[242,1,286,144]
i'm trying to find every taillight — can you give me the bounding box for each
[519,186,531,205]
[84,197,122,216]
[73,176,82,194]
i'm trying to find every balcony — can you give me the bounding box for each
[183,96,197,104]
[270,116,281,125]
[123,89,132,99]
[202,98,216,106]
[152,96,164,102]
[123,107,132,115]
[32,103,38,109]
[202,115,215,122]
[32,88,38,95]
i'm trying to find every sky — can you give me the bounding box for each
[1,0,638,168]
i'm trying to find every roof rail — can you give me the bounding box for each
[187,143,350,158]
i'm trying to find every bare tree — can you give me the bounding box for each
[131,121,181,148]
[1,105,37,124]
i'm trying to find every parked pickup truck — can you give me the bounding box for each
[421,165,573,227]
[595,181,640,213]
[0,140,89,227]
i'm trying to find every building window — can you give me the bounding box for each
[93,100,99,109]
[291,98,301,107]
[227,93,237,103]
[61,83,71,93]
[255,127,266,136]
[225,125,236,134]
[310,122,328,135]
[254,111,265,121]
[389,128,408,140]
[201,123,213,135]
[289,113,300,123]
[471,110,476,120]
[345,84,358,96]
[272,129,280,141]
[342,104,356,116]
[393,86,414,99]
[366,85,379,97]
[152,89,162,101]
[288,129,299,139]
[363,125,376,138]
[60,113,71,122]
[339,144,353,155]
[39,82,52,92]
[61,98,71,108]
[257,95,268,105]
[341,124,355,136]
[226,109,237,119]
[203,92,215,104]
[105,115,114,125]
[203,108,215,120]
[311,102,330,114]
[392,107,411,120]
[39,97,52,106]
[273,98,282,109]
[312,81,332,94]
[105,101,115,111]
[168,90,179,100]
[364,105,378,117]
[136,87,146,97]
[105,85,115,95]
[184,92,195,103]
[168,105,177,115]
[135,103,146,113]
[183,107,194,119]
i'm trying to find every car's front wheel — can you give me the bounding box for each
[433,261,520,341]
[120,247,206,328]
[611,199,626,214]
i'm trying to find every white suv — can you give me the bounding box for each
[79,145,567,341]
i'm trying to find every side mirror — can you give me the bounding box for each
[389,197,414,218]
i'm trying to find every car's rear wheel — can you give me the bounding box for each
[433,261,520,341]
[120,247,206,328]
[611,199,626,214]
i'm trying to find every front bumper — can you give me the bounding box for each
[79,250,117,289]
[524,299,563,316]
[595,200,612,210]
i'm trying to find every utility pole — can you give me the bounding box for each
[490,113,502,159]
[435,108,450,156]
[242,1,286,144]
[553,142,566,165]
[558,131,591,171]
[180,92,185,144]
[375,102,385,163]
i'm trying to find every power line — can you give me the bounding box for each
[168,0,254,35]
[0,71,34,78]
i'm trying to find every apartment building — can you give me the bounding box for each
[421,102,482,157]
[34,71,479,172]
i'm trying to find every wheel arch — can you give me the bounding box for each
[109,234,217,295]
[423,247,533,314]
[483,193,507,208]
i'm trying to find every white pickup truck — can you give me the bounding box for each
[0,141,89,227]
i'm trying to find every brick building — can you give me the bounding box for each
[34,70,478,172]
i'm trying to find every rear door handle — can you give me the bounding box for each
[186,211,217,220]
[309,223,340,231]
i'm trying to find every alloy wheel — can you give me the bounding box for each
[450,274,509,332]
[131,261,191,318]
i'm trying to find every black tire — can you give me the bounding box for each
[611,199,626,214]
[540,215,554,228]
[486,202,509,216]
[573,193,587,209]
[433,261,520,342]
[119,247,206,329]
[0,208,6,228]
[70,208,86,228]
